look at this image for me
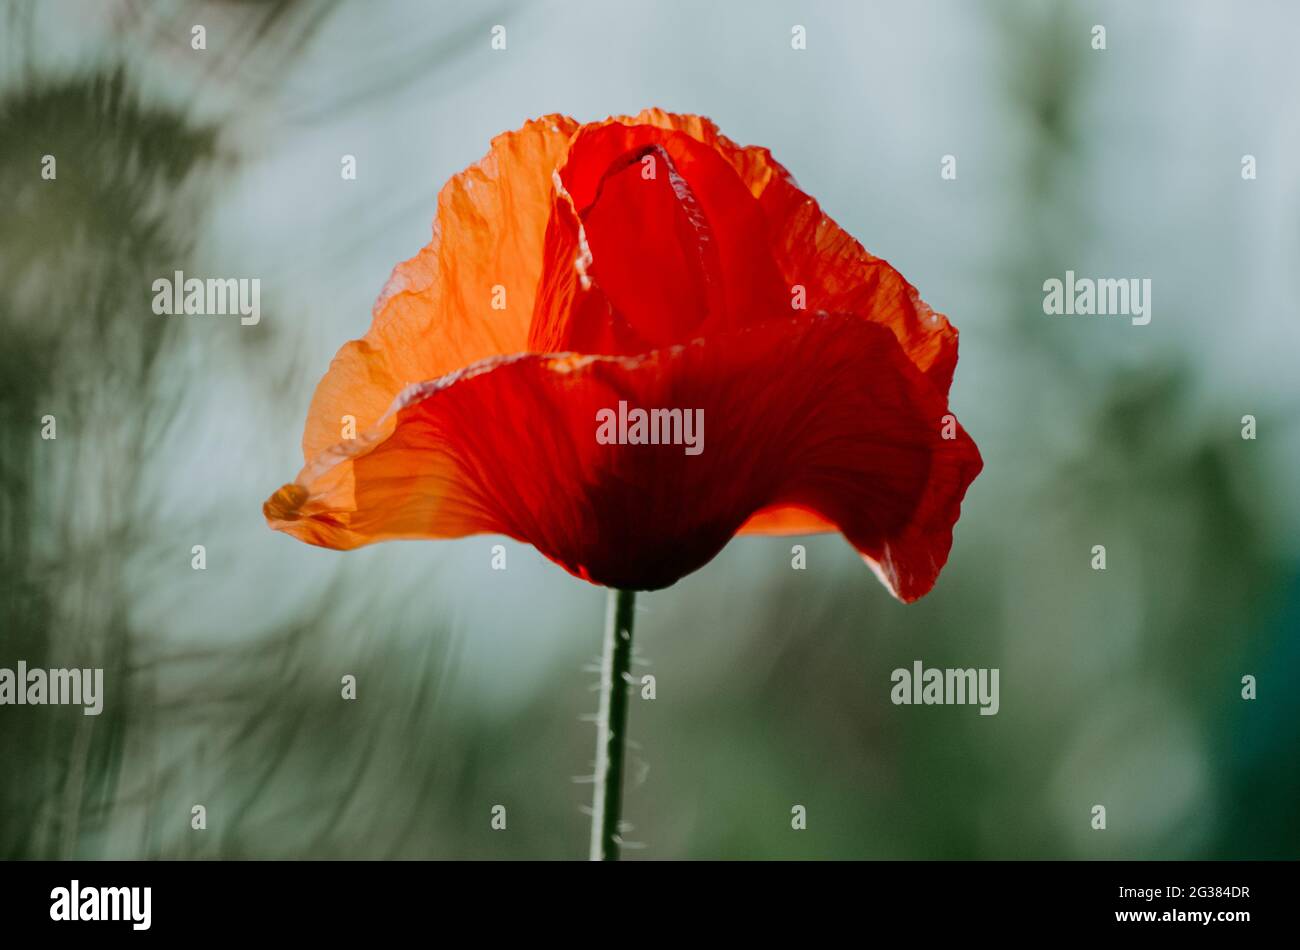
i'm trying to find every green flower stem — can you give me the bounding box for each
[589,587,636,861]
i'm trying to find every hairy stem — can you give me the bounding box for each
[589,587,636,860]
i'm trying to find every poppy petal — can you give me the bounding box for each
[594,109,959,390]
[300,113,580,462]
[528,119,790,356]
[265,312,981,602]
[525,109,967,541]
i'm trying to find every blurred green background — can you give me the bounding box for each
[2,0,1297,859]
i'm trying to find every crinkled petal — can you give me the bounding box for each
[265,313,981,601]
[528,119,788,356]
[597,109,959,390]
[300,114,580,461]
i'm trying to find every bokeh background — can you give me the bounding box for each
[2,0,1297,859]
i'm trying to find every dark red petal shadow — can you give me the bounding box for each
[265,312,982,601]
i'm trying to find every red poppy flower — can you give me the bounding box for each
[264,109,981,602]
